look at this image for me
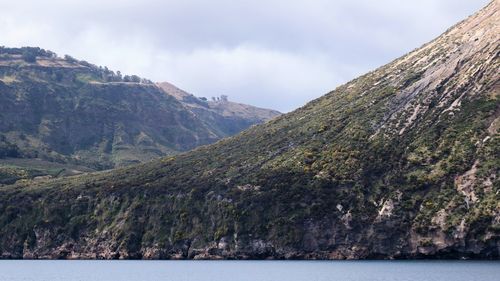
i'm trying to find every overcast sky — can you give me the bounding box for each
[0,0,490,112]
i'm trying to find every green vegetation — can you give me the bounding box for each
[0,48,278,181]
[0,3,498,259]
[0,138,19,158]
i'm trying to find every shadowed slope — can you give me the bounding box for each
[0,1,498,259]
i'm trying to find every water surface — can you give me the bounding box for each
[0,260,498,281]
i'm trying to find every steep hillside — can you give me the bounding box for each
[0,50,279,182]
[158,82,281,137]
[0,1,498,259]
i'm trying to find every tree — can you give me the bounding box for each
[130,75,141,83]
[64,55,78,63]
[22,49,37,63]
[0,137,20,158]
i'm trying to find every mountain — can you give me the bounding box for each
[0,50,279,184]
[0,1,498,259]
[158,82,281,138]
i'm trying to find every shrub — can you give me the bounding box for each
[21,49,37,63]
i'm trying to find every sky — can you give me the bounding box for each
[0,0,490,112]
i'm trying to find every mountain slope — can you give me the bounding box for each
[0,51,279,182]
[158,82,281,137]
[0,1,498,259]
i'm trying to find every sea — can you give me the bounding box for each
[0,260,498,281]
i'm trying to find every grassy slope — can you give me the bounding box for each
[0,1,498,259]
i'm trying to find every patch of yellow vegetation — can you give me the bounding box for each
[0,75,18,83]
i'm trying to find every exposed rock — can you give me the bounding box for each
[455,160,480,208]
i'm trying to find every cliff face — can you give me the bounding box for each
[0,1,498,259]
[0,51,279,183]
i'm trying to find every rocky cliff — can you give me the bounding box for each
[0,1,498,259]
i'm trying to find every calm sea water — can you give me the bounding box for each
[0,260,498,281]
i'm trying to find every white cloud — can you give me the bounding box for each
[0,0,490,112]
[151,45,346,110]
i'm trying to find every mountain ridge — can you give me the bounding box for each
[0,49,279,183]
[0,0,498,259]
[157,82,281,137]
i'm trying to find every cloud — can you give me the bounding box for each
[152,45,349,111]
[0,0,490,111]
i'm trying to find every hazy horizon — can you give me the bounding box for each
[0,0,490,112]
